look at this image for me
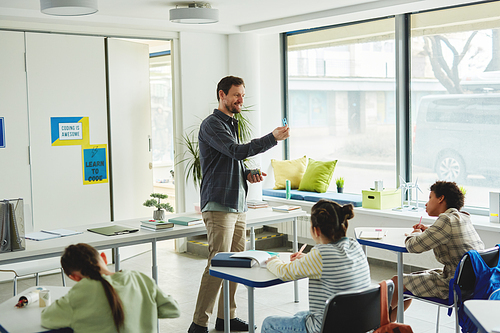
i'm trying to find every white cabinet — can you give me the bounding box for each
[0,31,33,230]
[25,33,111,229]
[0,31,153,231]
[107,38,153,220]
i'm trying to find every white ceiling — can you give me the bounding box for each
[0,0,479,37]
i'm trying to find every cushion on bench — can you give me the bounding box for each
[262,189,362,207]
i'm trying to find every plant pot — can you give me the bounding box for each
[337,187,344,193]
[153,209,166,221]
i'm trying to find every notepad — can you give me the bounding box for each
[25,229,83,241]
[87,225,139,236]
[359,231,384,240]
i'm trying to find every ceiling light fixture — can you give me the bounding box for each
[170,3,219,24]
[40,0,98,16]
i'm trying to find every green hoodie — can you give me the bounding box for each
[41,270,180,333]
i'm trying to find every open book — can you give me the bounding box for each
[230,250,273,267]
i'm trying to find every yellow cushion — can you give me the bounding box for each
[298,158,337,193]
[271,156,307,190]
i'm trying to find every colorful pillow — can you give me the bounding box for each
[271,156,307,190]
[298,158,337,193]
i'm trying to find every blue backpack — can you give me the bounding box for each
[451,245,500,333]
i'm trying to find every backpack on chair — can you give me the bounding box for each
[374,281,413,333]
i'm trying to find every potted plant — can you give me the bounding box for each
[336,177,345,193]
[143,193,174,220]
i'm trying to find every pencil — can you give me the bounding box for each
[298,243,307,255]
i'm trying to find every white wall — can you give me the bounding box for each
[177,32,228,212]
[176,31,285,209]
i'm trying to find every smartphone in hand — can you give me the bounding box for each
[282,118,287,126]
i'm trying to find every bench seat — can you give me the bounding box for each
[262,189,362,207]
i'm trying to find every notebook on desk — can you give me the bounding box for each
[87,225,139,236]
[211,252,253,268]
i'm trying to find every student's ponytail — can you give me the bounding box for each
[61,244,125,332]
[311,199,355,241]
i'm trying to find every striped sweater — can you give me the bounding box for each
[267,237,371,333]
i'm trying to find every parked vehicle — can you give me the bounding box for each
[413,93,500,182]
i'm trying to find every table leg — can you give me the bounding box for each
[361,244,367,255]
[397,252,404,323]
[223,279,230,333]
[152,239,158,283]
[115,247,120,272]
[293,217,299,303]
[250,226,255,250]
[246,285,255,333]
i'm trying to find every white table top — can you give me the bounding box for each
[0,208,306,266]
[464,300,500,333]
[354,227,412,252]
[0,286,71,333]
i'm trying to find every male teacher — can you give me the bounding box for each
[188,76,290,333]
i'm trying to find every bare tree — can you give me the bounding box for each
[423,32,478,94]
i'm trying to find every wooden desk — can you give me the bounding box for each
[464,300,500,333]
[0,286,71,333]
[355,227,411,324]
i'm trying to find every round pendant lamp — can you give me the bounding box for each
[170,3,219,24]
[40,0,98,16]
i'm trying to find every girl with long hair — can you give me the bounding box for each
[41,243,180,333]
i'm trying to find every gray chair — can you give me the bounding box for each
[320,280,394,333]
[0,258,66,296]
[403,246,500,333]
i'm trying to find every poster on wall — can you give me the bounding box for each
[0,117,5,148]
[82,144,108,185]
[51,116,89,146]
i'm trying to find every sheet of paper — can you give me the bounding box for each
[231,250,271,267]
[42,229,83,236]
[359,231,383,240]
[25,232,62,241]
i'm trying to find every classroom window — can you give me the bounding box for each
[410,2,500,208]
[286,18,397,195]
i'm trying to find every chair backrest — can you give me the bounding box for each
[456,246,499,299]
[320,280,394,333]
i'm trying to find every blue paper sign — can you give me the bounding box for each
[82,145,108,184]
[0,117,5,148]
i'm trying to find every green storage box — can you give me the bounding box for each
[362,188,401,210]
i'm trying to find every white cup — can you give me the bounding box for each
[374,181,384,192]
[39,290,51,307]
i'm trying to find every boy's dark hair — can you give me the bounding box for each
[430,181,464,210]
[216,76,245,101]
[311,199,355,241]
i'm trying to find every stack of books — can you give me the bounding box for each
[140,220,174,232]
[247,200,269,209]
[168,216,204,226]
[272,205,301,213]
